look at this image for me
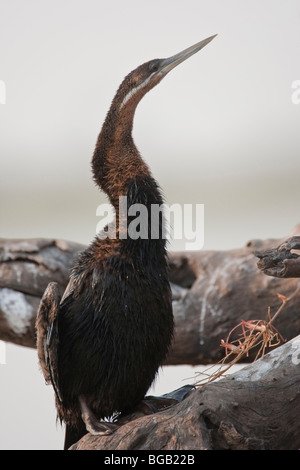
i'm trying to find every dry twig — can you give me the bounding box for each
[194,281,300,387]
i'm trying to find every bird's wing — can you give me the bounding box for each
[36,282,62,403]
[60,276,78,305]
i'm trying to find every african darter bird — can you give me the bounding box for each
[36,34,217,450]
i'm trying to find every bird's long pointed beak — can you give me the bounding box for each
[159,34,217,75]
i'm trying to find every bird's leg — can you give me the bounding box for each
[79,396,119,436]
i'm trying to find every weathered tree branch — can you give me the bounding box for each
[70,334,300,450]
[1,224,300,364]
[255,236,300,278]
[0,238,83,348]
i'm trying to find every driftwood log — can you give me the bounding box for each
[1,225,300,364]
[1,225,300,449]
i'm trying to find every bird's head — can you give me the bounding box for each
[117,34,217,112]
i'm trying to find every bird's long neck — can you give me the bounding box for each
[92,85,165,250]
[92,87,150,204]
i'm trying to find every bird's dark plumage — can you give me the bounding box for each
[36,35,216,450]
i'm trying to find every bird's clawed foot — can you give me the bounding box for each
[79,396,119,436]
[79,385,194,436]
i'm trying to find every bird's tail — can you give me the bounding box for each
[64,422,87,450]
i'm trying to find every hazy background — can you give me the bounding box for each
[1,0,300,449]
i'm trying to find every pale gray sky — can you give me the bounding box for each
[1,0,300,449]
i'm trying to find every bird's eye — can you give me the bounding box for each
[150,61,159,73]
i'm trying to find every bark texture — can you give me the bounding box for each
[255,236,300,278]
